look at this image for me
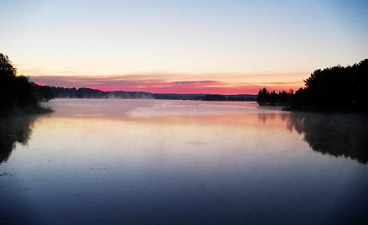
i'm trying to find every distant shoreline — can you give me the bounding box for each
[37,85,257,102]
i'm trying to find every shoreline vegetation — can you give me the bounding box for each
[0,53,52,117]
[1,51,367,114]
[35,86,257,102]
[257,59,368,113]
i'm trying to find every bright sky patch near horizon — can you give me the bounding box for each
[1,0,367,94]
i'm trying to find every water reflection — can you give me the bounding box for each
[289,113,368,164]
[0,115,37,164]
[260,112,368,164]
[2,100,368,225]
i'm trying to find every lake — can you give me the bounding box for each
[1,99,367,225]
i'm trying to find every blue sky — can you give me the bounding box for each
[1,0,367,93]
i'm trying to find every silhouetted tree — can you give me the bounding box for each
[291,59,368,112]
[256,88,292,106]
[29,84,54,102]
[0,53,51,115]
[256,88,269,105]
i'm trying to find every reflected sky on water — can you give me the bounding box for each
[1,99,367,225]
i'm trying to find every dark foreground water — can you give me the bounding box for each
[1,99,367,225]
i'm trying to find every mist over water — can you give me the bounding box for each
[1,99,367,225]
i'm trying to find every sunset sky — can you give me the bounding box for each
[1,0,367,94]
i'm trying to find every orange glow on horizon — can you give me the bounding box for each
[30,73,306,95]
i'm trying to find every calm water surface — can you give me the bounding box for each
[1,99,367,225]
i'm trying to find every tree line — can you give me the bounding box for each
[256,88,293,106]
[39,87,257,101]
[37,86,153,99]
[0,53,52,116]
[257,59,368,112]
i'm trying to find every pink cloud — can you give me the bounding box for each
[30,75,303,95]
